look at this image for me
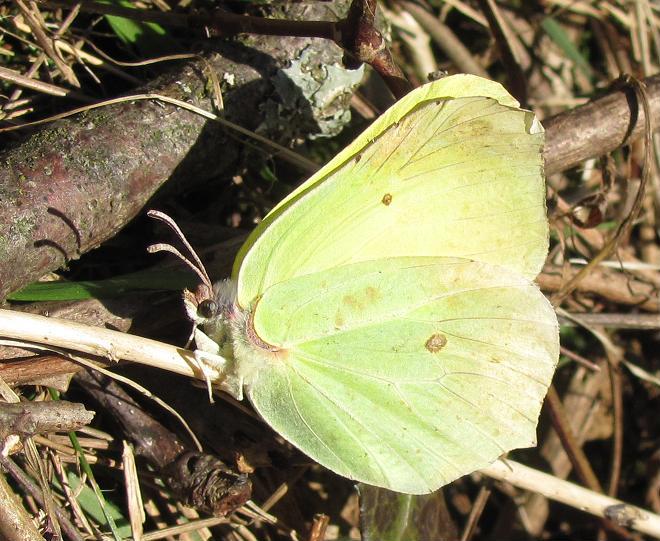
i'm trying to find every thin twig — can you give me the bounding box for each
[558,313,660,329]
[607,360,624,498]
[460,483,492,541]
[545,386,603,492]
[560,345,601,371]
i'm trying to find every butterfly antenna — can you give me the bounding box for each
[147,210,213,292]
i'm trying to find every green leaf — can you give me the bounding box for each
[7,269,195,301]
[359,484,457,541]
[103,0,174,55]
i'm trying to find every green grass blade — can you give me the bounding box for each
[102,0,174,55]
[541,16,594,80]
[7,269,195,301]
[49,389,129,540]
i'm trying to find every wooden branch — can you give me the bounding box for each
[538,264,659,311]
[482,460,660,538]
[44,0,409,96]
[544,75,660,175]
[0,401,94,442]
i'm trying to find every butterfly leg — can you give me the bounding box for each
[193,327,244,401]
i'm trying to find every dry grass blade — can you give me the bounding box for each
[477,0,527,103]
[14,0,79,87]
[0,65,75,97]
[0,471,44,541]
[397,0,489,77]
[3,2,82,111]
[123,442,146,541]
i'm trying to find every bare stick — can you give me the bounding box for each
[0,402,94,440]
[481,460,660,538]
[0,309,222,382]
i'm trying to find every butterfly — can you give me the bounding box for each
[178,74,558,494]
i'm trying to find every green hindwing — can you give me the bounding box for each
[246,257,558,493]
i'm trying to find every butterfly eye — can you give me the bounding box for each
[198,299,218,319]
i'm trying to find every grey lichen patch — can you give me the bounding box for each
[425,333,447,353]
[269,46,364,139]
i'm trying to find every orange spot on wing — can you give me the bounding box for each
[365,286,380,302]
[425,333,447,353]
[342,294,362,310]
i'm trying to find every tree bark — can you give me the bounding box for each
[0,2,354,301]
[544,74,660,175]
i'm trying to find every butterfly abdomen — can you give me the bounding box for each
[230,297,289,389]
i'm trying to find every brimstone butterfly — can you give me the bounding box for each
[188,74,559,494]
